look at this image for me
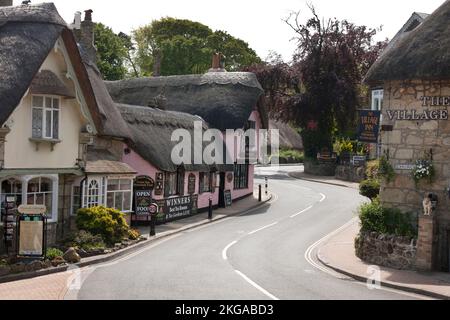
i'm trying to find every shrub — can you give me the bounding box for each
[365,160,380,180]
[275,148,304,163]
[76,206,129,244]
[65,230,106,251]
[333,138,354,155]
[128,229,141,240]
[46,248,64,260]
[359,179,380,201]
[359,199,417,238]
[379,156,395,182]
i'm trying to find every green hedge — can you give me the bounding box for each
[359,199,417,238]
[76,206,129,245]
[359,179,380,200]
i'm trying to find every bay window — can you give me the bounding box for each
[27,177,53,217]
[106,179,132,212]
[32,95,60,140]
[71,176,134,214]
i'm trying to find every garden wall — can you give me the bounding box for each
[355,231,417,270]
[304,160,336,176]
[335,165,366,182]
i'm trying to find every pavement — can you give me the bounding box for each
[0,190,270,300]
[288,171,360,189]
[317,218,450,300]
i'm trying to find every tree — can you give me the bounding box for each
[246,6,388,158]
[133,17,261,76]
[94,23,128,80]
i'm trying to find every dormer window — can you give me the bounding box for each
[32,95,60,140]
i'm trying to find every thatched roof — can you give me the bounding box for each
[0,3,66,124]
[106,72,265,131]
[365,0,450,82]
[82,57,132,140]
[118,104,233,172]
[269,120,303,151]
[30,69,75,98]
[86,148,136,174]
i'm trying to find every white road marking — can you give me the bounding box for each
[304,218,357,277]
[234,270,279,300]
[248,222,279,235]
[222,240,238,260]
[290,205,313,218]
[319,193,326,202]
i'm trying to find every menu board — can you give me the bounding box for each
[18,215,45,257]
[224,190,232,207]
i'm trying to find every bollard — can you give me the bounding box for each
[150,216,156,237]
[265,177,268,195]
[208,197,213,220]
[258,184,262,202]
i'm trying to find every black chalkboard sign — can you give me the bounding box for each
[224,190,232,207]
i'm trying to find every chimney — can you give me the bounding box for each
[208,52,226,72]
[79,9,97,63]
[70,11,82,30]
[152,49,162,77]
[0,0,13,7]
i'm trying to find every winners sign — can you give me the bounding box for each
[357,110,381,143]
[164,196,193,221]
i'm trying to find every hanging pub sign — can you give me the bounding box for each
[17,205,47,258]
[133,176,154,216]
[357,110,381,143]
[188,173,196,195]
[134,175,155,189]
[163,195,193,221]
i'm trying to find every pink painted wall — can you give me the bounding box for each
[121,108,263,212]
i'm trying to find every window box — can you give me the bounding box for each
[29,137,61,151]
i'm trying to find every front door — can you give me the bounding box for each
[218,172,226,208]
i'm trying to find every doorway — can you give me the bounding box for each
[218,172,226,208]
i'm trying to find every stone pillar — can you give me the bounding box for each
[0,127,11,168]
[415,215,435,271]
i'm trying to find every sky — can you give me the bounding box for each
[16,0,445,62]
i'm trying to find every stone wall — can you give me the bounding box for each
[355,231,417,270]
[304,160,336,176]
[380,79,450,271]
[335,165,366,183]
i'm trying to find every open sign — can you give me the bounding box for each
[149,203,159,215]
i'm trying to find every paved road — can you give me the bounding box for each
[71,165,424,300]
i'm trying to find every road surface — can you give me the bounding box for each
[70,165,425,300]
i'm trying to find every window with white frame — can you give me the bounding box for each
[1,179,23,221]
[71,185,81,215]
[26,177,52,217]
[371,90,384,111]
[106,179,132,212]
[32,95,60,139]
[71,177,134,214]
[86,179,101,208]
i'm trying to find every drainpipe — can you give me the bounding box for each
[61,175,67,240]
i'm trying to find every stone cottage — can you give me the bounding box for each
[365,0,450,271]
